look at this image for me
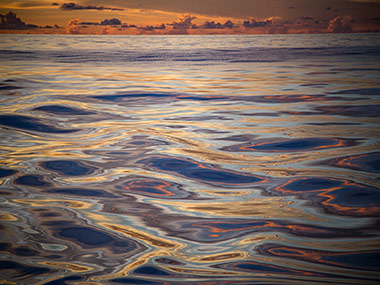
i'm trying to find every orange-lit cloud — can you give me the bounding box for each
[328,16,352,33]
[66,18,80,34]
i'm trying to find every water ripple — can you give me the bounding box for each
[1,34,379,284]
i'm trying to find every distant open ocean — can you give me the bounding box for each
[0,33,380,284]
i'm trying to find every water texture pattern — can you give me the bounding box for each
[0,34,379,284]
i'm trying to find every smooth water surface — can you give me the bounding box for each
[0,34,380,284]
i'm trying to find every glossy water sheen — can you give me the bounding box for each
[0,34,380,284]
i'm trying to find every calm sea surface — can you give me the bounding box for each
[0,34,380,284]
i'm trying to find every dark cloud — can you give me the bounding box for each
[139,23,166,31]
[80,18,122,25]
[243,18,272,28]
[0,11,37,29]
[198,20,235,29]
[100,18,121,25]
[79,21,99,25]
[299,16,314,21]
[60,2,124,11]
[52,2,59,5]
[122,24,136,28]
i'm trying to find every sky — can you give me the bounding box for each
[1,0,380,34]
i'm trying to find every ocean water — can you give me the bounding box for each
[0,33,380,284]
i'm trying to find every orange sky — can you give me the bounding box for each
[1,0,380,34]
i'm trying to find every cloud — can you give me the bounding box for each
[139,23,166,31]
[197,20,235,29]
[79,18,122,26]
[167,15,196,34]
[328,16,352,33]
[66,18,80,34]
[100,18,121,25]
[170,14,196,29]
[60,2,124,11]
[0,11,37,29]
[243,18,272,28]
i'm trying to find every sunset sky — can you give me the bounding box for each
[1,0,380,34]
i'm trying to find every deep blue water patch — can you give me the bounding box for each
[138,156,265,187]
[56,226,147,254]
[0,82,22,90]
[14,175,51,187]
[0,243,39,256]
[93,93,172,101]
[13,246,39,256]
[276,177,344,193]
[44,276,82,285]
[322,152,380,173]
[178,218,367,242]
[328,88,380,95]
[0,115,79,133]
[92,92,361,105]
[46,188,117,198]
[0,242,10,250]
[306,122,361,126]
[317,184,380,217]
[270,177,380,217]
[257,244,380,271]
[154,257,185,265]
[42,220,74,227]
[316,105,380,117]
[33,105,96,115]
[39,212,60,217]
[134,265,171,276]
[93,92,230,103]
[222,137,356,152]
[111,277,163,284]
[0,168,17,178]
[213,261,325,277]
[58,227,113,245]
[39,160,97,176]
[0,260,51,276]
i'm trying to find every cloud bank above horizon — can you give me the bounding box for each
[1,0,380,34]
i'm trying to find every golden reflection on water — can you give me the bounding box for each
[13,198,93,209]
[154,198,322,221]
[1,34,380,284]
